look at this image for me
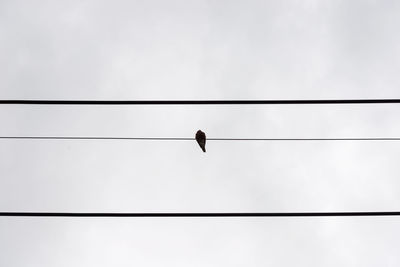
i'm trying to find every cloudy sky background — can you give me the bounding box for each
[1,0,400,266]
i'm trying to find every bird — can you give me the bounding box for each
[195,130,206,152]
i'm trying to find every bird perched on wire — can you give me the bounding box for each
[195,130,206,152]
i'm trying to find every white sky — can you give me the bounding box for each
[1,0,400,266]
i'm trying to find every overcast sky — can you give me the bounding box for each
[1,0,400,266]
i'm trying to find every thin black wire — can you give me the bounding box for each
[1,99,400,105]
[1,211,400,217]
[1,136,400,141]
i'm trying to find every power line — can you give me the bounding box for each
[1,99,400,105]
[1,211,400,217]
[1,136,400,141]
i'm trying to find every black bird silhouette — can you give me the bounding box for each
[195,130,206,152]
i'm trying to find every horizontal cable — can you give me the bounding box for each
[1,136,400,141]
[1,211,400,217]
[1,99,400,105]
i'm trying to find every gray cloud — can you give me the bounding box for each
[1,0,400,266]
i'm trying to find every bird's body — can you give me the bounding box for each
[195,130,206,152]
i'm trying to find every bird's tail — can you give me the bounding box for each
[201,146,206,153]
